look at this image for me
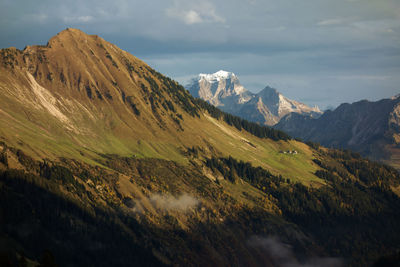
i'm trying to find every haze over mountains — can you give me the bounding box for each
[1,29,400,266]
[186,70,322,126]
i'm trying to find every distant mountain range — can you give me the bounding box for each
[186,70,322,126]
[275,96,400,169]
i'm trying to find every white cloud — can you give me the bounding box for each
[350,19,400,37]
[63,15,94,23]
[130,193,199,213]
[317,18,349,26]
[335,75,390,81]
[149,193,199,210]
[165,0,225,25]
[183,10,203,24]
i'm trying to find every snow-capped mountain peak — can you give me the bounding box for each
[198,70,236,83]
[187,70,249,106]
[186,71,322,126]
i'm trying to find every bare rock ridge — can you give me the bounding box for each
[186,70,322,126]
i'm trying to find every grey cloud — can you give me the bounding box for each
[143,46,400,109]
[0,0,399,109]
[63,16,94,24]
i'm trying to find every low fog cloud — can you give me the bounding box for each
[149,193,199,210]
[128,193,199,213]
[247,236,344,267]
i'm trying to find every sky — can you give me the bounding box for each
[1,0,399,109]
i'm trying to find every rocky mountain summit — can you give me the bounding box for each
[186,71,321,126]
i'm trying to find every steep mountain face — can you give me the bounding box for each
[0,28,203,162]
[190,70,251,106]
[0,29,312,181]
[186,71,322,126]
[275,97,400,169]
[1,29,400,267]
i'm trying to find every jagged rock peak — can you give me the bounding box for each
[48,28,92,43]
[259,86,279,95]
[45,28,107,49]
[186,71,323,126]
[187,70,248,103]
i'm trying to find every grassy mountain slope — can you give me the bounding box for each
[0,28,320,184]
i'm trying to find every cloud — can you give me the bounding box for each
[335,75,390,81]
[248,236,294,265]
[317,18,345,26]
[247,0,258,5]
[149,193,199,210]
[247,236,344,267]
[350,19,400,36]
[128,193,199,213]
[29,13,48,23]
[182,10,203,24]
[0,0,398,110]
[142,44,400,110]
[165,0,225,25]
[63,15,94,23]
[317,17,354,26]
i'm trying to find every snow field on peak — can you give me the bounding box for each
[199,70,236,83]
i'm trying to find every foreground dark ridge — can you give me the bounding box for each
[1,143,400,266]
